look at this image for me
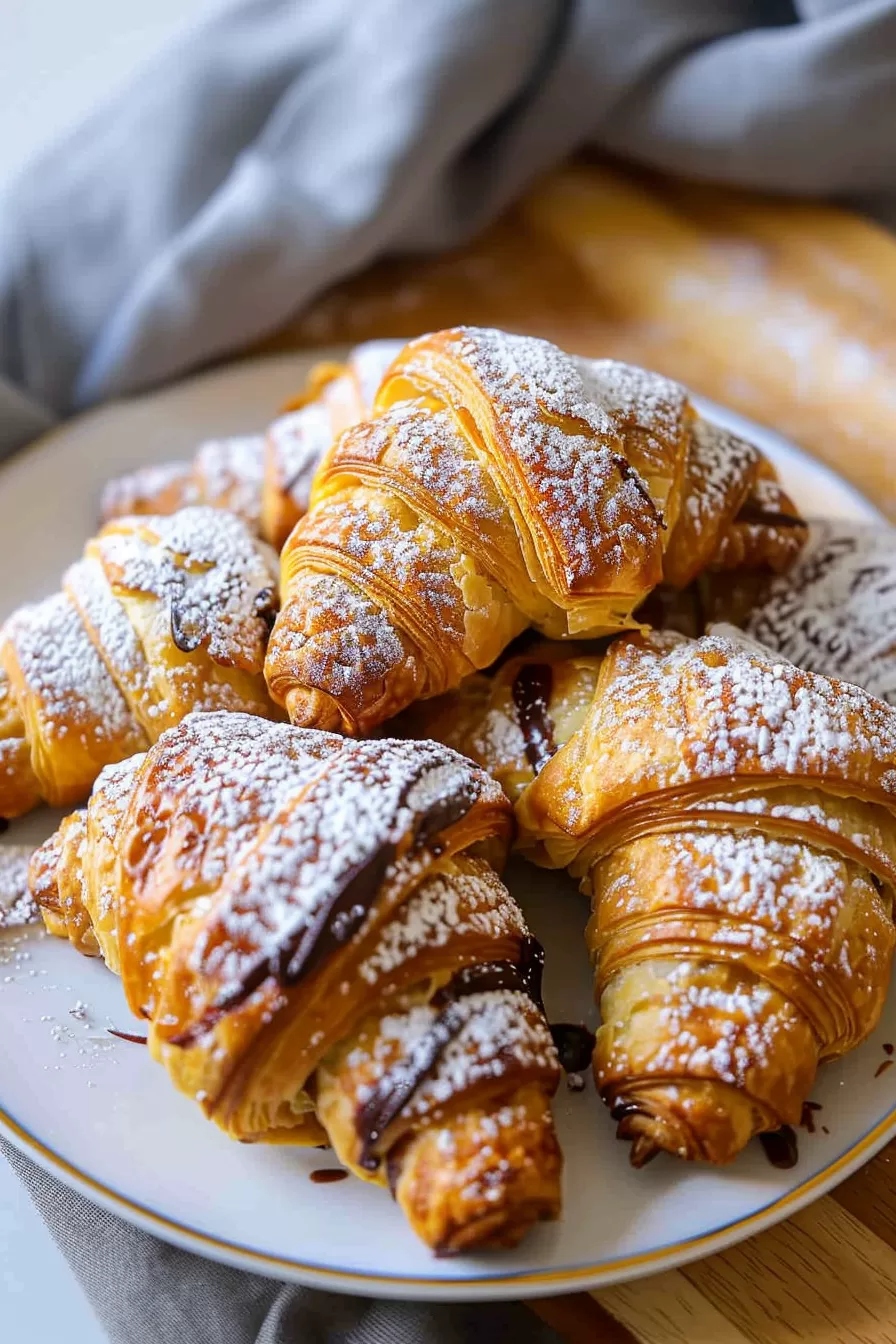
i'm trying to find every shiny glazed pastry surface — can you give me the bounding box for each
[100,341,404,549]
[31,712,561,1252]
[266,326,805,736]
[409,630,896,1166]
[0,507,279,819]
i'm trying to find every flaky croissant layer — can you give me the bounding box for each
[266,326,806,735]
[0,507,281,820]
[31,712,562,1252]
[100,341,405,548]
[406,629,896,1167]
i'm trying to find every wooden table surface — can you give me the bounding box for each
[269,155,896,1343]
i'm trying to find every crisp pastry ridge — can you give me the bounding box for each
[30,711,562,1252]
[100,341,404,549]
[406,629,896,1166]
[266,326,806,736]
[0,506,280,819]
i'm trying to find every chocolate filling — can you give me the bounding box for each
[169,599,203,654]
[550,1023,596,1074]
[355,935,545,1171]
[734,502,808,530]
[170,765,479,1047]
[612,455,665,529]
[511,663,556,774]
[253,586,279,632]
[759,1125,799,1169]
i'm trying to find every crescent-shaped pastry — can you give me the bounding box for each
[408,630,896,1166]
[266,327,806,735]
[740,520,896,705]
[100,341,404,549]
[31,713,562,1252]
[0,507,280,819]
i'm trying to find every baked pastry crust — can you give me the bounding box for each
[0,507,279,818]
[31,712,561,1251]
[267,327,805,735]
[100,341,404,549]
[409,630,896,1165]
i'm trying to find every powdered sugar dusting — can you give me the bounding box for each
[194,435,265,529]
[747,521,896,704]
[268,404,334,513]
[98,506,277,669]
[351,990,556,1118]
[599,632,896,793]
[441,328,662,589]
[187,736,503,1002]
[3,591,136,747]
[0,845,38,927]
[358,861,526,987]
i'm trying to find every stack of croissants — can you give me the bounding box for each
[4,327,896,1255]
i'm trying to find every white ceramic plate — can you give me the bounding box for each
[0,353,892,1302]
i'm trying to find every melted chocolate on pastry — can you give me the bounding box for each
[355,935,545,1171]
[170,767,479,1047]
[107,1028,148,1045]
[734,501,808,530]
[169,598,203,653]
[612,455,665,529]
[550,1023,596,1074]
[511,663,556,774]
[759,1125,799,1169]
[253,586,279,632]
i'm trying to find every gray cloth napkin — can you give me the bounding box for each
[1,1139,561,1343]
[3,0,896,458]
[4,1,896,1339]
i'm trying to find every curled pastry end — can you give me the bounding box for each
[284,685,349,734]
[606,1081,765,1166]
[390,1087,562,1253]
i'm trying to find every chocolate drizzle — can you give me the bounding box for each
[759,1126,799,1169]
[169,598,203,653]
[170,765,479,1048]
[107,1028,148,1045]
[800,1100,822,1134]
[355,935,546,1171]
[511,663,556,774]
[253,586,279,632]
[550,1023,596,1074]
[612,455,665,529]
[734,502,808,531]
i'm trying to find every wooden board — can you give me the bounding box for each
[262,155,896,1341]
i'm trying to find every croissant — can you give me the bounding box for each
[100,341,404,549]
[0,506,279,820]
[31,712,562,1252]
[408,630,896,1166]
[265,326,806,735]
[738,520,896,705]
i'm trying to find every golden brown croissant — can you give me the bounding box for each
[100,341,404,549]
[31,712,562,1252]
[740,520,896,705]
[408,630,896,1166]
[265,326,806,736]
[0,507,279,820]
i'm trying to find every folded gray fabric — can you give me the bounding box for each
[3,0,896,460]
[4,1,896,1338]
[1,1139,561,1344]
